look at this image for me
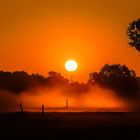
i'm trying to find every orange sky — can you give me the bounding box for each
[0,0,140,82]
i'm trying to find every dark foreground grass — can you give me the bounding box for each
[0,112,140,139]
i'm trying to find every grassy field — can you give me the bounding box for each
[0,112,140,139]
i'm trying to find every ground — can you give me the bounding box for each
[0,112,140,139]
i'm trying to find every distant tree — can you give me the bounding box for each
[67,82,89,96]
[89,72,100,84]
[0,71,12,90]
[0,71,31,93]
[46,71,69,87]
[11,71,31,93]
[89,64,138,97]
[0,70,70,93]
[127,19,140,52]
[30,73,46,86]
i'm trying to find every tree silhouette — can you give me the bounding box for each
[67,82,89,96]
[0,68,138,97]
[127,19,140,52]
[0,70,71,93]
[0,71,33,93]
[0,71,47,93]
[30,73,46,86]
[46,71,69,87]
[89,64,138,97]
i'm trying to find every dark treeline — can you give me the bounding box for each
[89,64,139,97]
[0,70,88,95]
[0,64,140,98]
[0,71,67,93]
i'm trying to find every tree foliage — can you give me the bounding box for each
[46,71,69,87]
[89,64,138,96]
[127,19,140,52]
[0,71,69,93]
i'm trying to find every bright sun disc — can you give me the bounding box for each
[65,60,78,72]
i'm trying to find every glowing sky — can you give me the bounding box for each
[0,0,140,82]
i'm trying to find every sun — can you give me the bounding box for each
[65,60,78,72]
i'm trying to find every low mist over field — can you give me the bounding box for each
[0,64,140,111]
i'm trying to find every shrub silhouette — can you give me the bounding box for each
[89,64,138,97]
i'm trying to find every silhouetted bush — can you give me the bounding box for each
[89,64,138,97]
